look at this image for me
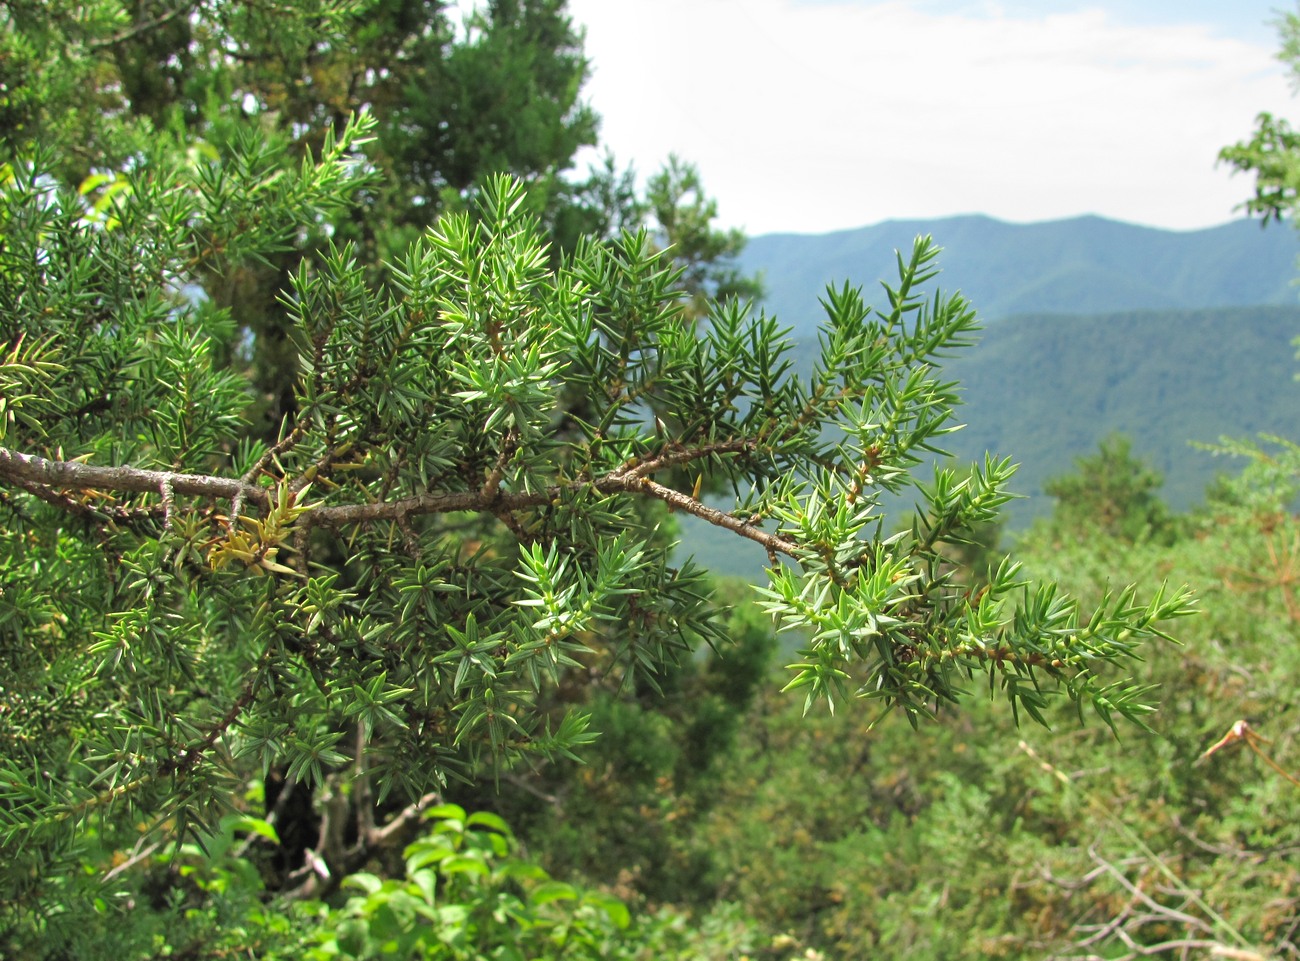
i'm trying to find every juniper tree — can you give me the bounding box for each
[0,103,1197,924]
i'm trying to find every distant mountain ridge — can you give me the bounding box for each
[678,302,1300,581]
[943,304,1300,514]
[739,214,1300,324]
[676,216,1300,578]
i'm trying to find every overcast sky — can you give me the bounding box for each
[562,0,1298,236]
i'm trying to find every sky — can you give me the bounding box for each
[561,0,1298,236]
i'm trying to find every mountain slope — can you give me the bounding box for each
[739,215,1300,325]
[678,304,1300,579]
[680,216,1300,578]
[943,304,1300,514]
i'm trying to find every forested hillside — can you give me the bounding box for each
[741,214,1300,324]
[681,303,1300,578]
[732,213,1300,523]
[946,304,1300,513]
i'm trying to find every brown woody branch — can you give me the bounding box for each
[0,443,801,560]
[0,447,270,511]
[622,438,757,478]
[86,3,195,50]
[281,787,443,901]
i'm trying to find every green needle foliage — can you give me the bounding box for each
[0,109,1194,931]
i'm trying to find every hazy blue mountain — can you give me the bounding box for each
[677,299,1300,580]
[739,215,1300,327]
[677,216,1300,579]
[942,304,1300,515]
[681,215,1300,579]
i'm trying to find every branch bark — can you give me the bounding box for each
[0,447,270,510]
[86,3,195,50]
[0,444,802,560]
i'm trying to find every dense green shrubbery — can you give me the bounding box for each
[4,803,775,961]
[6,2,1298,959]
[663,438,1299,959]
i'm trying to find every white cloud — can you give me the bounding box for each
[568,0,1295,234]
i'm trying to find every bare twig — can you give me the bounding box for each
[280,789,442,901]
[0,444,802,560]
[102,839,164,883]
[86,3,195,50]
[0,447,269,510]
[1086,847,1209,934]
[1198,719,1300,787]
[1019,741,1258,956]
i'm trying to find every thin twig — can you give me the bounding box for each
[0,444,803,559]
[0,447,269,510]
[102,839,164,883]
[86,3,194,50]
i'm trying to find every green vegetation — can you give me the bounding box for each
[679,303,1300,575]
[2,2,1298,960]
[603,437,1299,959]
[944,304,1300,517]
